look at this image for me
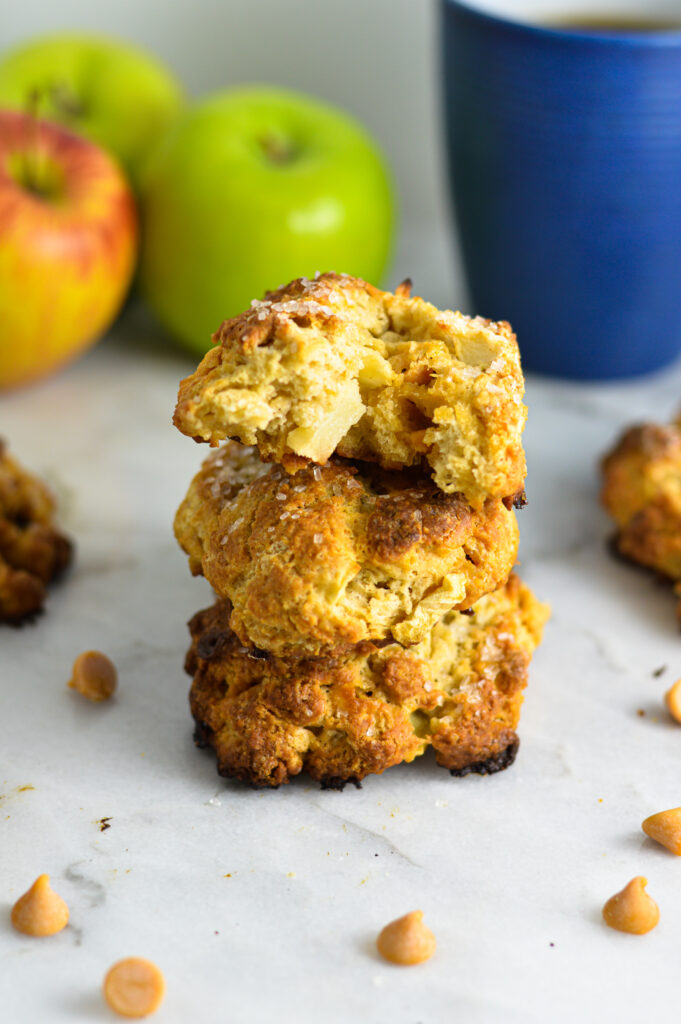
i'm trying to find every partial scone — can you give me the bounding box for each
[602,417,681,613]
[175,443,519,656]
[173,274,526,508]
[187,573,549,788]
[0,442,73,622]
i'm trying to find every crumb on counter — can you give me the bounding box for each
[376,910,436,965]
[602,877,659,935]
[10,874,69,937]
[103,957,165,1018]
[642,808,681,855]
[68,651,117,702]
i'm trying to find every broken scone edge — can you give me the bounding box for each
[173,273,526,508]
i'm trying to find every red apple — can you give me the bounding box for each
[0,110,138,390]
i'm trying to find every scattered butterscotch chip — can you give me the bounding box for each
[10,874,69,936]
[68,650,117,701]
[103,957,165,1018]
[642,808,681,855]
[376,910,436,965]
[664,679,681,723]
[602,876,659,934]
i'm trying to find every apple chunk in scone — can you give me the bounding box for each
[173,273,527,508]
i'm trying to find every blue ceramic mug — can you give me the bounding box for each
[441,0,681,378]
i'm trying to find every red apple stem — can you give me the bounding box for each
[19,82,81,198]
[22,88,44,197]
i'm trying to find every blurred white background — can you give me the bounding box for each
[2,0,462,308]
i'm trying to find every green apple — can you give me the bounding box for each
[138,86,395,355]
[0,33,183,187]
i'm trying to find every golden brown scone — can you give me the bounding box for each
[175,443,519,656]
[601,420,681,616]
[186,574,549,788]
[173,273,526,508]
[0,441,73,622]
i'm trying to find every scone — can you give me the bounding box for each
[173,274,526,508]
[187,573,549,788]
[0,442,73,622]
[175,443,519,656]
[602,417,681,612]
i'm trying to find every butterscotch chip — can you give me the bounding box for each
[173,273,526,508]
[0,442,73,622]
[602,877,660,934]
[103,958,165,1018]
[664,679,681,723]
[175,443,519,656]
[376,910,436,965]
[642,808,681,855]
[68,651,117,701]
[186,573,548,788]
[10,874,69,937]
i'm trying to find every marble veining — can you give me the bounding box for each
[2,311,681,1022]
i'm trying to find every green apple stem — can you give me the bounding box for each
[259,133,296,165]
[49,81,86,120]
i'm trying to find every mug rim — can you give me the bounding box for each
[441,0,681,46]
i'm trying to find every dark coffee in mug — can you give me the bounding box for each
[549,15,681,31]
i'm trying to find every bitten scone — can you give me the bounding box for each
[0,442,73,622]
[173,274,526,508]
[175,444,519,656]
[602,417,681,612]
[187,573,548,788]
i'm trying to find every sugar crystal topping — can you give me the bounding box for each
[244,274,355,327]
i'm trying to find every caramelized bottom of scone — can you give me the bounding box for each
[0,442,73,623]
[186,574,548,788]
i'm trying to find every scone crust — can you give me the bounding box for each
[175,443,519,656]
[187,574,549,788]
[173,273,526,508]
[0,441,73,622]
[601,420,681,582]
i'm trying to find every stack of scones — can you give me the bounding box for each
[173,273,548,788]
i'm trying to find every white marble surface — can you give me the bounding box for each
[3,301,681,1023]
